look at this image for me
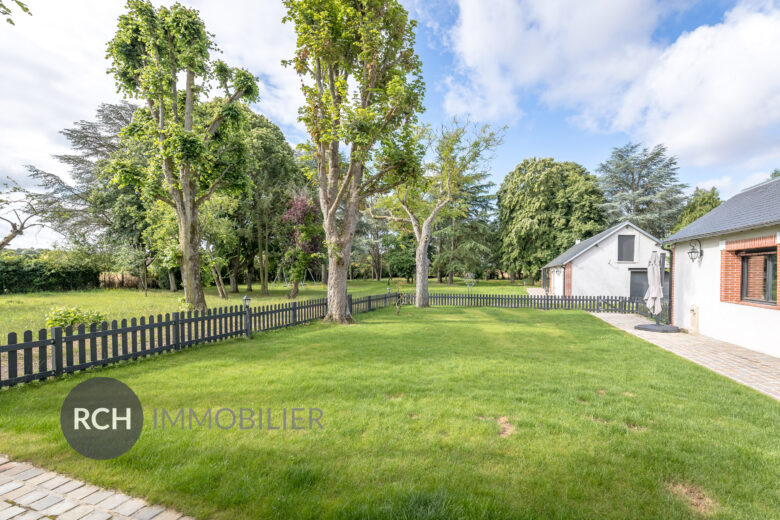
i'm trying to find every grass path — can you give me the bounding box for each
[0,279,529,338]
[0,307,777,519]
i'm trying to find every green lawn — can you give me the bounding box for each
[0,307,777,519]
[0,278,529,338]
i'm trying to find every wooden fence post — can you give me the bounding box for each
[243,296,252,339]
[172,312,180,350]
[53,327,63,376]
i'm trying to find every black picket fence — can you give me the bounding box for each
[0,291,655,389]
[401,292,646,313]
[0,292,397,389]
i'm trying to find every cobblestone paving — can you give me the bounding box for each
[0,458,193,520]
[593,312,780,401]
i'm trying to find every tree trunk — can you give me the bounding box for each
[168,270,177,292]
[321,263,327,284]
[448,216,455,285]
[325,246,352,322]
[229,257,239,293]
[509,270,515,284]
[323,202,359,323]
[258,224,269,296]
[141,261,149,297]
[211,264,228,299]
[288,280,299,299]
[177,202,207,310]
[415,238,430,308]
[437,268,442,284]
[246,264,253,292]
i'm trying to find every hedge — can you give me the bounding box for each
[0,250,102,293]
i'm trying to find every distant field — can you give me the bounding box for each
[0,278,531,338]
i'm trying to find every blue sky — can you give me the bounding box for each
[403,0,778,195]
[2,0,780,247]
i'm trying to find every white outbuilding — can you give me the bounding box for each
[542,222,663,298]
[664,177,779,358]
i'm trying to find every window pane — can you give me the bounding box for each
[770,254,777,302]
[618,235,635,261]
[742,255,770,300]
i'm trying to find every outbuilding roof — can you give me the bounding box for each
[543,222,659,268]
[665,176,780,244]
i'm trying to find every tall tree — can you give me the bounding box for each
[671,187,721,233]
[245,112,302,295]
[26,102,145,245]
[597,142,687,238]
[283,0,425,322]
[433,146,496,285]
[107,0,259,310]
[282,191,324,299]
[498,158,606,281]
[371,122,501,307]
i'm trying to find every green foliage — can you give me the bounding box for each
[770,168,780,179]
[26,102,148,247]
[0,249,106,293]
[597,142,687,238]
[1,0,30,25]
[672,187,722,233]
[107,0,260,307]
[498,158,606,279]
[283,0,424,163]
[45,307,107,329]
[383,233,416,281]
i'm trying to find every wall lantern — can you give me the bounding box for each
[687,240,703,262]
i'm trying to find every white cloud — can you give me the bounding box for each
[697,171,772,199]
[0,0,305,248]
[0,0,304,188]
[444,0,664,121]
[443,0,780,168]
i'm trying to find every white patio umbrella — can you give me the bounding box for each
[643,251,663,316]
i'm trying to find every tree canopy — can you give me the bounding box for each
[498,158,606,280]
[106,0,259,309]
[671,187,721,233]
[283,0,425,321]
[597,142,686,238]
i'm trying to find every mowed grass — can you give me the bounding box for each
[1,307,777,519]
[0,278,529,338]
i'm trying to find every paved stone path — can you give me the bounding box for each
[0,456,193,520]
[593,312,780,401]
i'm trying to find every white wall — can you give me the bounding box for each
[548,267,564,296]
[571,225,659,297]
[672,226,780,358]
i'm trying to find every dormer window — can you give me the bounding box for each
[617,235,635,262]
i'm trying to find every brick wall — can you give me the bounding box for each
[720,234,779,308]
[720,249,741,303]
[564,262,572,297]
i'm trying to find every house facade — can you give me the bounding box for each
[542,222,662,298]
[665,177,779,358]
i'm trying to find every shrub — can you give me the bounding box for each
[0,249,104,293]
[45,307,107,329]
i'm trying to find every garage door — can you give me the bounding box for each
[630,270,670,299]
